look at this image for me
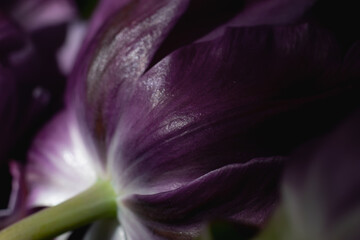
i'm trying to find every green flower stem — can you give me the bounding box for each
[0,180,118,240]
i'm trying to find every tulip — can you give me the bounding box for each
[0,0,81,165]
[0,0,79,227]
[1,0,360,239]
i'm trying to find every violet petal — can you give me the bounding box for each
[0,0,74,163]
[67,0,189,157]
[9,0,76,32]
[108,23,359,191]
[22,1,360,239]
[122,157,284,239]
[26,110,98,207]
[0,162,27,229]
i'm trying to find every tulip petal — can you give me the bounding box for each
[69,0,316,147]
[154,0,316,59]
[122,157,283,239]
[108,23,359,193]
[57,20,87,74]
[0,162,27,229]
[20,1,360,239]
[67,0,189,158]
[119,207,163,240]
[26,110,99,207]
[81,0,131,43]
[84,0,315,69]
[0,42,65,163]
[10,0,76,31]
[0,4,70,163]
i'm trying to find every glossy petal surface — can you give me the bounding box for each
[108,23,359,193]
[24,0,360,239]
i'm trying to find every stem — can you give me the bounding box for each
[0,180,118,240]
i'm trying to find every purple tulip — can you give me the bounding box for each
[0,0,79,226]
[0,0,78,163]
[1,0,360,239]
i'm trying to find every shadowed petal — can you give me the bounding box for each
[108,23,359,192]
[84,0,315,65]
[122,157,284,239]
[20,1,360,239]
[0,162,27,229]
[0,15,24,58]
[68,0,316,147]
[81,0,131,44]
[9,0,76,32]
[153,0,316,61]
[0,0,73,164]
[310,0,360,51]
[0,5,70,212]
[0,67,18,163]
[281,110,360,240]
[67,0,189,156]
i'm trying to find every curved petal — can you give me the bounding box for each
[0,8,72,221]
[86,0,316,69]
[21,1,360,239]
[0,1,72,163]
[68,0,316,147]
[57,20,87,74]
[0,162,27,229]
[0,39,66,162]
[154,0,316,58]
[122,157,283,239]
[81,0,131,44]
[26,110,99,207]
[0,58,57,163]
[119,207,162,240]
[67,0,189,160]
[10,0,76,32]
[108,23,360,192]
